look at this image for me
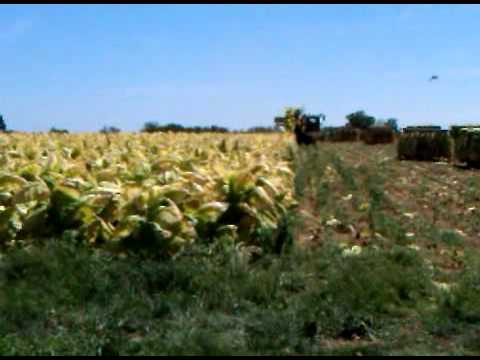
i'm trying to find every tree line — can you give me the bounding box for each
[345,110,399,133]
[140,122,281,134]
[0,111,399,134]
[0,115,279,134]
[281,107,400,133]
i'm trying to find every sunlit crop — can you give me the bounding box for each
[0,132,297,257]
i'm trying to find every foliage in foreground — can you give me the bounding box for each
[0,235,445,356]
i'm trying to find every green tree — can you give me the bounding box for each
[142,121,161,133]
[100,125,121,133]
[0,114,6,132]
[346,111,375,129]
[386,118,400,133]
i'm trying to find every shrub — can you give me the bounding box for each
[361,127,395,145]
[319,127,359,142]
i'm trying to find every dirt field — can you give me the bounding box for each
[292,140,480,354]
[297,141,480,258]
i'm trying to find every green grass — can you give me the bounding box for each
[0,235,470,355]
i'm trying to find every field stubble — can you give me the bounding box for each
[295,140,480,354]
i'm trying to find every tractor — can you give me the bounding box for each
[294,114,324,145]
[275,112,325,145]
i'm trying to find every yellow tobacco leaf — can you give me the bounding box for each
[359,202,370,211]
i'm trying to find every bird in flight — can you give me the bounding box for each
[429,75,439,81]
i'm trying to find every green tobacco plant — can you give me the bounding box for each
[330,154,357,191]
[435,251,480,323]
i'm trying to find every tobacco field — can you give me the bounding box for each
[1,134,480,355]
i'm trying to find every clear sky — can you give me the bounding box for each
[2,4,480,132]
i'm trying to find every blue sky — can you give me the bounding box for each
[1,4,480,132]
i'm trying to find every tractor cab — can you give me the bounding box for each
[273,110,325,145]
[294,114,325,145]
[302,115,321,133]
